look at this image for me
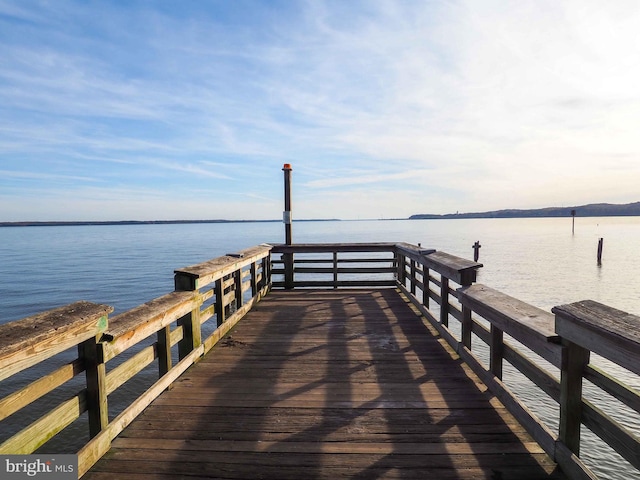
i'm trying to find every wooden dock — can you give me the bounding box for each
[83,289,564,479]
[3,242,640,479]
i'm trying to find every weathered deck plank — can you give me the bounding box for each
[85,289,566,479]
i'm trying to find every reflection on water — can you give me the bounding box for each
[1,218,639,478]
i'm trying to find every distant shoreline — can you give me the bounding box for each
[3,201,640,226]
[409,201,640,220]
[0,219,340,228]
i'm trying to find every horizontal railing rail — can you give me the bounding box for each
[0,244,272,477]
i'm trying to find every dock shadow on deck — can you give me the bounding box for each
[85,289,566,480]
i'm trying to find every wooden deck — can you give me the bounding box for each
[84,289,566,480]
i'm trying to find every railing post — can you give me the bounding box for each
[250,261,258,296]
[459,275,477,351]
[215,278,226,327]
[157,325,172,378]
[559,339,590,455]
[410,259,417,295]
[461,302,472,349]
[263,253,271,289]
[333,251,338,289]
[394,252,399,281]
[234,268,244,310]
[177,309,201,360]
[393,252,399,282]
[422,266,430,307]
[284,253,294,289]
[398,254,407,287]
[174,271,202,361]
[79,337,108,438]
[490,325,504,379]
[440,277,449,327]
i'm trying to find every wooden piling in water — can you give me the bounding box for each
[473,241,481,261]
[597,238,603,265]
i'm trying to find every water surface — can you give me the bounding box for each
[1,217,638,479]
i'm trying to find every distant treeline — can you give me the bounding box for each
[410,202,640,220]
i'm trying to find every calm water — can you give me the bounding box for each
[1,217,639,478]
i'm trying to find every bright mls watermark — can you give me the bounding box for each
[1,455,77,479]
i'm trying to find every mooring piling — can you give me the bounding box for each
[597,237,604,265]
[473,241,481,261]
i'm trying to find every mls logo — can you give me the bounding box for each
[1,455,77,479]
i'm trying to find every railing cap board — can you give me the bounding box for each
[174,244,271,290]
[271,243,397,254]
[553,300,640,377]
[102,291,195,342]
[0,301,113,381]
[459,284,560,346]
[394,242,436,261]
[422,251,483,286]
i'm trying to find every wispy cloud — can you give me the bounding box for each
[0,169,98,183]
[151,160,231,180]
[305,169,433,189]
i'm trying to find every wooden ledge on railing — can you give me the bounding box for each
[174,244,272,290]
[0,301,113,382]
[100,291,197,361]
[102,292,196,342]
[459,285,560,344]
[272,242,398,254]
[422,251,482,286]
[395,243,482,285]
[394,242,436,260]
[458,284,561,368]
[553,300,640,377]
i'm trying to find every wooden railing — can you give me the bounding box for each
[0,302,113,453]
[395,245,640,480]
[271,242,401,289]
[1,241,639,480]
[0,244,271,477]
[553,302,640,476]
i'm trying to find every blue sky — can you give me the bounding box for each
[2,1,640,221]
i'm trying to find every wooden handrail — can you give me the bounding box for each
[0,302,112,454]
[554,300,640,377]
[174,244,272,291]
[398,247,640,480]
[394,243,481,282]
[0,302,112,382]
[79,245,272,475]
[554,301,640,471]
[272,242,398,253]
[101,291,196,359]
[0,245,272,476]
[269,243,482,290]
[458,285,562,367]
[270,243,398,289]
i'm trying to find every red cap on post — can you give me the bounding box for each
[283,163,292,170]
